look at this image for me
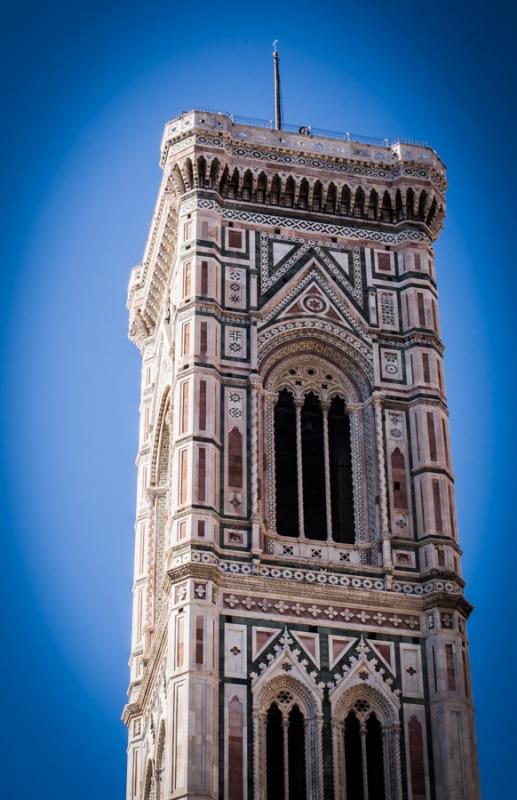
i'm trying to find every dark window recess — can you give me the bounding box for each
[422,352,431,383]
[329,397,355,544]
[445,644,456,691]
[274,390,298,536]
[200,322,208,355]
[201,261,208,295]
[288,706,307,798]
[266,704,284,800]
[417,293,426,327]
[344,712,364,798]
[199,380,207,431]
[301,393,326,540]
[366,713,386,800]
[427,412,437,461]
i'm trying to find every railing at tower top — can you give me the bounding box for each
[175,108,432,151]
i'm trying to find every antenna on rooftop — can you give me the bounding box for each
[272,40,282,130]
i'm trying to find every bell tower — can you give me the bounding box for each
[123,108,480,800]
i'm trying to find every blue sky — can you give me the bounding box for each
[1,1,515,796]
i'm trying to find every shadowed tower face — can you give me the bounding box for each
[123,107,480,800]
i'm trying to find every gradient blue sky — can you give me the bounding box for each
[1,1,515,796]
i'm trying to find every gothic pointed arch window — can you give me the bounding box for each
[272,367,356,543]
[254,677,321,800]
[333,690,401,800]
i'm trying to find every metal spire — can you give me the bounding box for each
[272,40,282,130]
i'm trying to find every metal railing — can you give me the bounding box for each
[175,108,430,150]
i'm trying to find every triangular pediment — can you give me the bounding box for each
[259,231,366,315]
[260,260,371,345]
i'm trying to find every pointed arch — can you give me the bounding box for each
[284,175,295,208]
[381,190,393,223]
[353,186,365,218]
[197,155,207,188]
[297,177,309,209]
[255,171,267,203]
[253,674,323,800]
[219,165,230,196]
[417,190,428,221]
[426,197,438,226]
[228,167,240,199]
[406,187,415,219]
[312,180,323,211]
[143,759,154,800]
[368,188,379,220]
[184,157,194,190]
[395,189,404,222]
[340,184,351,215]
[331,684,401,800]
[270,174,282,205]
[209,157,221,189]
[241,168,253,200]
[325,181,337,213]
[170,164,185,195]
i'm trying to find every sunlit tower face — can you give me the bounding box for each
[123,103,479,800]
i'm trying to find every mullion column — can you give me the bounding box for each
[360,722,369,800]
[295,398,305,538]
[322,400,333,541]
[283,715,290,800]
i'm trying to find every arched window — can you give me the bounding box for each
[256,172,267,203]
[273,383,355,542]
[326,182,337,213]
[406,188,415,219]
[340,185,351,216]
[395,189,404,222]
[381,191,392,223]
[274,390,299,537]
[270,175,281,205]
[298,178,309,209]
[284,176,295,208]
[343,701,386,800]
[353,188,365,218]
[241,169,253,201]
[197,156,207,188]
[312,180,323,211]
[266,700,307,800]
[368,189,379,220]
[329,397,355,544]
[302,392,326,539]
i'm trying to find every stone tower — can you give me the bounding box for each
[123,109,480,800]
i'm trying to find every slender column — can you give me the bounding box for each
[295,398,305,537]
[360,723,369,800]
[373,395,393,571]
[321,400,333,541]
[283,715,290,800]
